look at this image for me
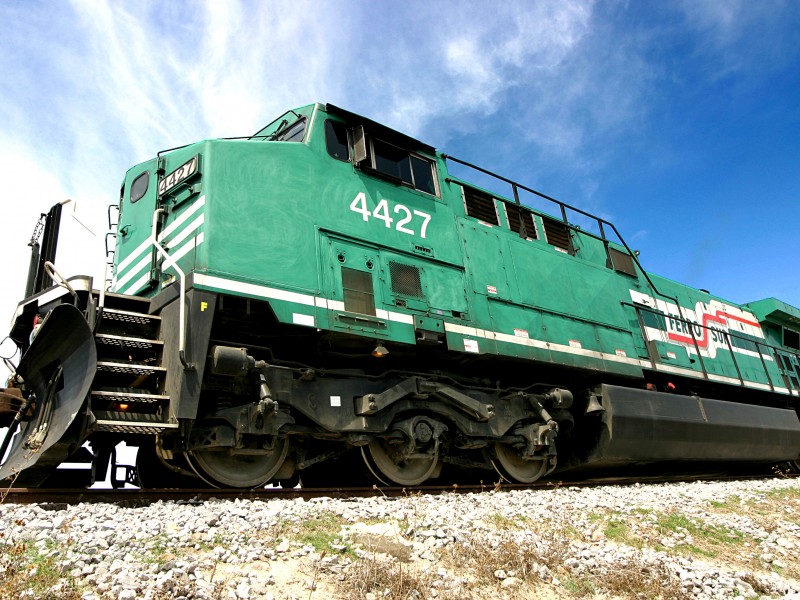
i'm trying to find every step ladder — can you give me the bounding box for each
[89,292,178,435]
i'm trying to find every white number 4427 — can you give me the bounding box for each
[349,192,432,239]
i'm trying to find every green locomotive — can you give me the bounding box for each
[2,103,800,488]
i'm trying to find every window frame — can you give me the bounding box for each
[273,118,307,143]
[352,125,439,197]
[368,137,438,196]
[325,119,350,162]
[130,171,150,204]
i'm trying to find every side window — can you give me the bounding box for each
[372,139,437,195]
[325,120,349,161]
[353,127,437,196]
[409,156,436,195]
[130,172,149,204]
[373,139,412,182]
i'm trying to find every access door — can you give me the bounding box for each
[112,159,160,295]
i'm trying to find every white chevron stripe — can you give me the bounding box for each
[113,195,206,291]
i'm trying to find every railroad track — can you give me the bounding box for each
[1,470,788,506]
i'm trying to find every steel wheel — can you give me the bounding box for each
[491,442,549,483]
[361,438,440,486]
[186,437,289,488]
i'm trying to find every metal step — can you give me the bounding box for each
[96,361,166,376]
[101,307,161,326]
[91,390,169,404]
[92,410,178,435]
[97,291,152,314]
[95,333,164,350]
[94,421,179,435]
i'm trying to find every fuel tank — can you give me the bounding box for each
[586,384,800,466]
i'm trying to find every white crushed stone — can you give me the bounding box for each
[1,477,800,599]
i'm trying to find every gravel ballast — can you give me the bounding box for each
[2,477,800,599]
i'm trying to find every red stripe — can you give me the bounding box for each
[666,310,753,349]
[718,311,761,328]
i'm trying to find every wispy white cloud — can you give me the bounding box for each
[343,1,598,141]
[677,0,800,80]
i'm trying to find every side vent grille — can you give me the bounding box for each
[609,247,638,277]
[463,187,499,225]
[389,261,423,298]
[342,267,376,315]
[505,203,537,239]
[542,216,572,253]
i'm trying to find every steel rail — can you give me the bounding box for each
[1,472,787,506]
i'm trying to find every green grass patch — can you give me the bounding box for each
[587,511,605,523]
[765,487,800,501]
[563,575,597,595]
[486,512,516,529]
[655,511,748,558]
[605,518,630,542]
[708,495,741,510]
[297,513,352,555]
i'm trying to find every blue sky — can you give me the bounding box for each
[1,0,799,368]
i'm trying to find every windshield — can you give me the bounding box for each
[272,119,306,142]
[250,109,307,142]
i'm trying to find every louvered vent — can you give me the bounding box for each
[389,261,423,298]
[542,216,572,253]
[342,267,376,315]
[463,187,499,225]
[505,203,537,239]
[609,247,637,277]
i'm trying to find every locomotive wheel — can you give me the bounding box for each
[186,437,289,488]
[361,438,440,486]
[491,442,549,483]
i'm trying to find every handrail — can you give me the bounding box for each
[43,261,77,298]
[626,302,800,394]
[149,209,192,370]
[443,154,688,322]
[99,262,108,310]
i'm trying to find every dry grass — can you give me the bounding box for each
[0,534,82,600]
[336,505,687,600]
[338,535,688,599]
[339,553,449,600]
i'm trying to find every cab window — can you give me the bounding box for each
[325,120,349,161]
[355,130,437,196]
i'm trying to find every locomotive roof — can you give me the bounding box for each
[324,103,436,156]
